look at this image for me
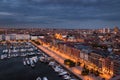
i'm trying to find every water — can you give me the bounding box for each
[0,57,64,80]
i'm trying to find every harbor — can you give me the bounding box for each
[0,41,79,80]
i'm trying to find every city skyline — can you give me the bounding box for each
[0,0,120,28]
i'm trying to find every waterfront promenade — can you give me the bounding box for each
[36,45,100,80]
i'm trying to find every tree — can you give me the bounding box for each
[64,59,76,67]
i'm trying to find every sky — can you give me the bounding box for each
[0,0,120,29]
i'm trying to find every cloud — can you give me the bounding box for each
[0,0,120,28]
[0,12,14,16]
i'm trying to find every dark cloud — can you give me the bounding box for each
[0,0,120,28]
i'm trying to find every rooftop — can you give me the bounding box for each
[91,50,110,58]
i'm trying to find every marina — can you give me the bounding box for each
[0,42,79,80]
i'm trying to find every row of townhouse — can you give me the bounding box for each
[39,38,120,77]
[0,35,2,41]
[50,41,120,77]
[103,54,120,76]
[0,34,30,41]
[0,34,41,41]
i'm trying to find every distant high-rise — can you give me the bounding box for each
[102,28,110,33]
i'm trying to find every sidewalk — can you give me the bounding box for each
[37,45,99,80]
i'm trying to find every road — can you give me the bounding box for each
[37,45,99,80]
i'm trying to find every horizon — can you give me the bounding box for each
[0,0,120,29]
[0,24,118,29]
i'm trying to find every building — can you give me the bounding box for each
[103,57,114,76]
[16,34,30,40]
[88,50,109,73]
[30,35,38,40]
[5,35,10,41]
[67,36,76,42]
[10,34,16,40]
[80,49,90,64]
[23,34,30,40]
[102,28,110,33]
[104,54,120,76]
[39,36,120,78]
[0,35,3,41]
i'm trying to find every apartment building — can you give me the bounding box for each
[0,35,3,41]
[104,54,120,76]
[88,51,105,72]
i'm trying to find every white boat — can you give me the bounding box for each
[1,54,8,59]
[39,57,45,62]
[31,63,35,67]
[43,77,48,80]
[33,58,37,63]
[58,69,65,73]
[23,60,26,65]
[70,79,78,80]
[36,77,41,80]
[30,52,35,55]
[0,55,4,59]
[28,48,33,51]
[37,52,41,54]
[63,75,71,80]
[59,71,68,76]
[26,60,30,65]
[48,61,55,66]
[12,47,18,52]
[54,67,61,72]
[30,59,35,67]
[3,49,8,53]
[21,49,26,52]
